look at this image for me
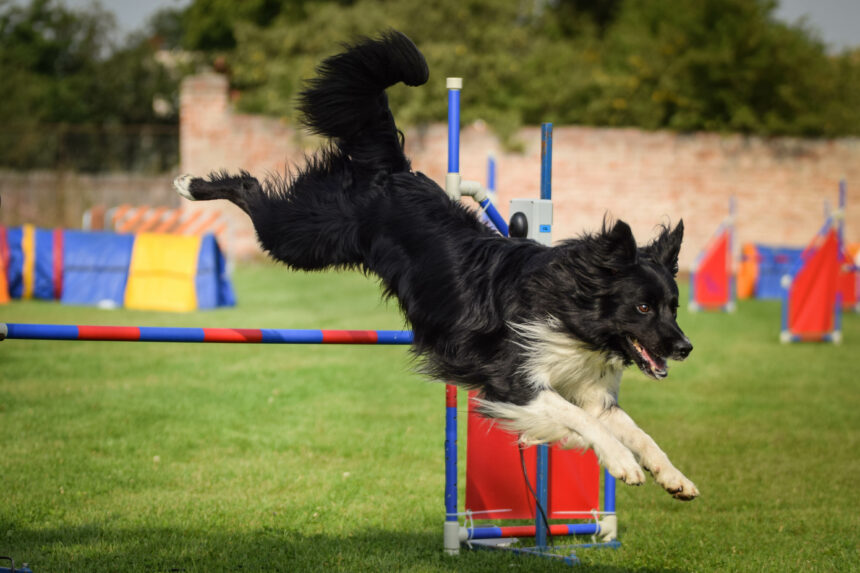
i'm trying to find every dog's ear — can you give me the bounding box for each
[604,220,638,266]
[646,220,684,275]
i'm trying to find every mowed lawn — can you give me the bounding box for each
[1,262,858,572]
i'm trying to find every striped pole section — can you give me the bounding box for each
[0,323,413,345]
[443,384,459,554]
[466,523,600,540]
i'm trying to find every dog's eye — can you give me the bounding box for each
[636,303,651,314]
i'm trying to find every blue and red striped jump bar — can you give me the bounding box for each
[0,323,413,345]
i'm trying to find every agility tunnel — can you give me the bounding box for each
[689,199,735,312]
[780,181,851,343]
[0,225,235,312]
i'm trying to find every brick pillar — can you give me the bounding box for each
[179,73,263,259]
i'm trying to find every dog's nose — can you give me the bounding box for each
[673,338,693,360]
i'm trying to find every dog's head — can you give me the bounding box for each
[541,219,692,379]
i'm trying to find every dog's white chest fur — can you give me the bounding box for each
[516,320,624,411]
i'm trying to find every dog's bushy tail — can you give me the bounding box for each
[298,30,429,173]
[177,31,430,271]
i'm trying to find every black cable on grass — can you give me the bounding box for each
[519,444,553,546]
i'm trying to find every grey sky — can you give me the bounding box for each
[774,0,859,51]
[61,0,859,51]
[90,0,189,35]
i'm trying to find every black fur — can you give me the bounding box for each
[180,31,692,410]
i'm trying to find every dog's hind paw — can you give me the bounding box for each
[174,173,196,201]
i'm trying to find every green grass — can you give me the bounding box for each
[1,263,858,572]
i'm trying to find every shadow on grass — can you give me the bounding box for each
[2,522,687,572]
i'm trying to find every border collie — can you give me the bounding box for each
[174,31,698,500]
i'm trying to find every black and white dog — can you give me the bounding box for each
[174,31,698,500]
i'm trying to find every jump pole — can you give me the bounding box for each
[779,180,846,343]
[443,80,618,560]
[689,197,736,313]
[444,78,509,237]
[729,196,737,312]
[535,122,552,550]
[0,323,413,345]
[443,77,462,556]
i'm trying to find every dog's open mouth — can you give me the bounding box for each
[628,338,668,379]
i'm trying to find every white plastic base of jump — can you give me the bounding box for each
[446,173,461,200]
[444,521,460,555]
[780,330,842,344]
[597,515,617,542]
[688,301,736,313]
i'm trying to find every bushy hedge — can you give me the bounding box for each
[203,0,860,139]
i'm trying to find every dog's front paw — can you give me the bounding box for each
[603,450,646,486]
[174,174,196,201]
[653,467,699,500]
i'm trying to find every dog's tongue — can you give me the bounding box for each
[634,340,668,378]
[643,348,668,377]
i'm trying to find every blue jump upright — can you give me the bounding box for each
[442,78,618,566]
[445,78,508,237]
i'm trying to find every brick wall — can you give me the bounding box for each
[0,171,177,230]
[179,73,860,268]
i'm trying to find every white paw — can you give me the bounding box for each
[654,467,699,500]
[174,173,196,201]
[603,449,646,486]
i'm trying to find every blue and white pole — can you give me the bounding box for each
[446,77,462,201]
[534,122,553,549]
[445,77,508,236]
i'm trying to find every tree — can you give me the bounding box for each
[214,0,859,138]
[0,0,186,170]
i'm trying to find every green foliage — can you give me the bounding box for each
[0,0,188,171]
[2,0,858,171]
[203,0,860,138]
[590,0,860,136]
[181,0,302,51]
